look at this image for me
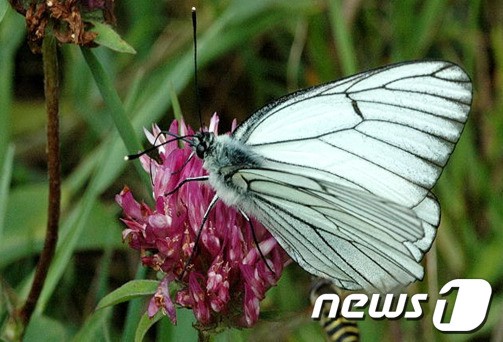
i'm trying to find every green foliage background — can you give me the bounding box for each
[0,0,502,341]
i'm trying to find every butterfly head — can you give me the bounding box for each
[192,131,215,159]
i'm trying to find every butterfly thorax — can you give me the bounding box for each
[192,131,263,207]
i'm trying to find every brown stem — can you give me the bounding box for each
[198,330,211,342]
[18,34,60,329]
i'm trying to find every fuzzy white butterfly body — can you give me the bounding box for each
[193,60,472,292]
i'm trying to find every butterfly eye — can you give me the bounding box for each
[196,143,206,158]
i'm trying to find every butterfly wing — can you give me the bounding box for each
[231,61,471,290]
[235,167,434,291]
[233,61,471,205]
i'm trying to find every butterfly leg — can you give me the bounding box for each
[170,152,195,175]
[180,193,219,280]
[164,175,209,196]
[239,209,276,276]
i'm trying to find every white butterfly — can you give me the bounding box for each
[191,60,472,292]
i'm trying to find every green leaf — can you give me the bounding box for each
[168,83,183,123]
[135,311,164,342]
[81,47,150,188]
[24,314,68,342]
[121,266,148,342]
[0,188,123,269]
[328,0,357,75]
[72,307,112,342]
[89,20,136,54]
[0,0,8,24]
[96,279,158,310]
[0,184,49,268]
[0,144,14,237]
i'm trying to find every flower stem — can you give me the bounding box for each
[198,330,211,342]
[18,34,60,329]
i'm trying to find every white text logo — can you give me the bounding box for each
[311,279,492,332]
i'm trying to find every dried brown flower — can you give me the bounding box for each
[9,0,115,53]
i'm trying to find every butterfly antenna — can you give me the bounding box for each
[192,7,203,130]
[145,131,193,185]
[124,134,192,160]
